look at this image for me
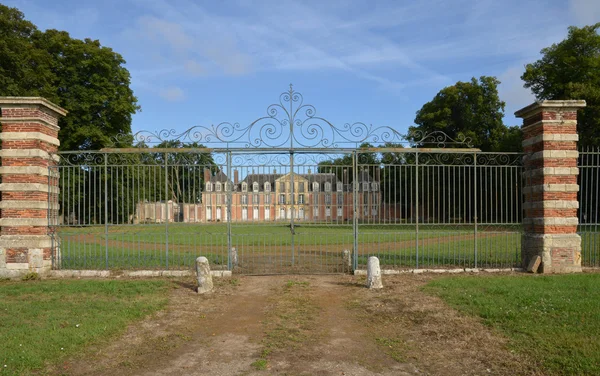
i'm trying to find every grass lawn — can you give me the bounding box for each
[425,274,600,376]
[0,279,170,376]
[55,223,523,270]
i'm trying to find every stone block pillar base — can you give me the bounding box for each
[0,97,66,278]
[516,100,585,273]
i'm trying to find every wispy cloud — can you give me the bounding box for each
[570,0,600,25]
[159,87,185,102]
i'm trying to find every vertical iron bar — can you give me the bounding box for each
[290,151,295,267]
[227,151,233,270]
[353,151,358,270]
[415,150,419,270]
[474,152,478,269]
[164,152,169,270]
[104,153,109,270]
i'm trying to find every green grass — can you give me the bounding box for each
[425,274,600,376]
[0,279,170,375]
[54,223,526,270]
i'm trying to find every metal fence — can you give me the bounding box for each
[49,149,524,273]
[47,86,524,274]
[579,146,600,267]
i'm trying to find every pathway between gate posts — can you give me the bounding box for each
[50,274,536,376]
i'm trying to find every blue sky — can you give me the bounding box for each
[6,0,600,141]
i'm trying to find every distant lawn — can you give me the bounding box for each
[0,279,169,376]
[425,274,600,376]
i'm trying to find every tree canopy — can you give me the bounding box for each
[0,4,139,151]
[408,76,521,152]
[522,23,600,148]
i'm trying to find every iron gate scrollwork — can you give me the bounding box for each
[49,86,524,274]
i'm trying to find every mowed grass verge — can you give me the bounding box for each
[0,279,170,376]
[425,274,600,376]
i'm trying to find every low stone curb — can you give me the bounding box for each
[354,268,524,275]
[48,270,232,279]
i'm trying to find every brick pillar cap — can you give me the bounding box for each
[515,100,586,119]
[0,97,68,117]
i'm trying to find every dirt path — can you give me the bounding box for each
[51,275,537,376]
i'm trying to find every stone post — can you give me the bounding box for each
[515,100,586,273]
[366,256,383,289]
[196,256,214,293]
[0,97,67,278]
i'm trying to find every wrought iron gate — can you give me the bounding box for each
[49,86,524,274]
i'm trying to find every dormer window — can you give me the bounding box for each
[242,182,248,192]
[371,182,378,191]
[253,182,259,192]
[225,182,231,191]
[216,182,222,192]
[206,182,212,192]
[324,182,331,192]
[336,182,342,192]
[264,182,271,192]
[363,182,369,192]
[313,182,319,192]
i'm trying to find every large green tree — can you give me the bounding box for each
[0,4,139,151]
[522,23,600,148]
[409,76,521,152]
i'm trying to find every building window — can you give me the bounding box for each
[313,194,319,205]
[265,207,270,220]
[253,207,259,220]
[337,194,343,205]
[372,206,378,216]
[298,194,305,204]
[242,182,248,192]
[363,182,369,192]
[216,182,222,192]
[279,194,285,204]
[225,195,231,204]
[217,194,222,205]
[371,182,378,191]
[298,182,305,192]
[264,182,271,192]
[280,182,286,192]
[313,182,319,192]
[325,194,331,205]
[241,194,248,205]
[206,207,212,221]
[337,206,343,217]
[363,193,369,204]
[206,182,212,192]
[280,207,285,219]
[364,206,369,216]
[313,207,319,218]
[299,207,304,219]
[265,194,271,204]
[253,194,259,205]
[324,182,331,192]
[373,194,378,204]
[242,207,248,220]
[325,206,331,217]
[336,182,342,191]
[204,194,211,204]
[253,182,259,192]
[216,207,221,220]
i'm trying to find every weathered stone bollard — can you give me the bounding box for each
[196,256,213,294]
[367,256,383,289]
[342,249,352,272]
[230,247,238,267]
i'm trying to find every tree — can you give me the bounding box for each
[409,76,521,152]
[522,23,600,147]
[0,4,139,151]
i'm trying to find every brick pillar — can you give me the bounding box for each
[0,97,67,278]
[516,100,586,273]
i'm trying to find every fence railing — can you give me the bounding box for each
[579,146,600,267]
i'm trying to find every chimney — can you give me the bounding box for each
[204,168,211,183]
[234,169,239,184]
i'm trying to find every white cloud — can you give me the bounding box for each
[570,0,600,26]
[159,87,185,102]
[184,60,206,77]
